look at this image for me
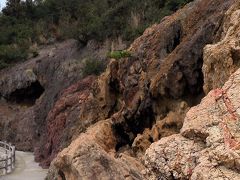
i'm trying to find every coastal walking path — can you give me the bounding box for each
[0,151,48,180]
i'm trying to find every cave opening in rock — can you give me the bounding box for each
[231,48,240,67]
[166,24,182,54]
[114,105,155,151]
[114,123,131,151]
[7,81,45,106]
[182,56,205,106]
[58,170,66,180]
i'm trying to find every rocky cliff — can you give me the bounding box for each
[0,39,113,152]
[203,0,240,93]
[44,0,240,179]
[0,40,83,151]
[1,0,240,179]
[145,68,240,179]
[145,2,240,179]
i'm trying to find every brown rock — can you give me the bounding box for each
[46,120,144,180]
[145,68,240,179]
[46,0,236,177]
[35,76,97,167]
[203,1,240,93]
[1,1,238,179]
[145,134,205,179]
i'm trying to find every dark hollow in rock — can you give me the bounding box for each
[231,48,240,67]
[166,22,182,54]
[114,101,155,151]
[58,170,66,180]
[114,123,131,151]
[6,81,44,105]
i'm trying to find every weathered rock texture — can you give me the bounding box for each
[0,39,112,152]
[47,120,144,180]
[45,0,238,179]
[203,1,240,93]
[0,40,83,151]
[145,68,240,179]
[1,0,240,179]
[35,76,97,167]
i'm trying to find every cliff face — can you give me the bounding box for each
[145,68,240,180]
[145,2,240,179]
[1,0,240,179]
[0,39,116,152]
[203,1,240,93]
[0,40,83,151]
[44,0,240,179]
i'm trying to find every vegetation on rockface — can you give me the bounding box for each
[107,50,131,60]
[82,58,106,77]
[0,0,193,69]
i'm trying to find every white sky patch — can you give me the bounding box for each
[0,0,6,10]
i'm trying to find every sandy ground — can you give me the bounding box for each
[0,151,48,180]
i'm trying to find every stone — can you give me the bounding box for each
[46,120,144,180]
[144,68,240,179]
[203,1,240,93]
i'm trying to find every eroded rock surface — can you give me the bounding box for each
[145,68,240,180]
[0,39,111,152]
[46,120,144,180]
[0,40,83,151]
[1,0,240,179]
[35,76,97,167]
[203,1,240,93]
[46,0,237,179]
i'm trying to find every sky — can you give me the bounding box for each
[0,0,6,10]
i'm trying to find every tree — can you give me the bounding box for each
[2,0,21,17]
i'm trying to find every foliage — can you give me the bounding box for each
[0,45,29,70]
[82,58,105,76]
[0,0,193,68]
[107,50,131,60]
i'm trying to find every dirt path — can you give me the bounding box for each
[0,151,48,180]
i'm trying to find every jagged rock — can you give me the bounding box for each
[130,0,234,99]
[34,76,97,167]
[46,0,237,178]
[46,120,144,180]
[0,39,113,153]
[0,40,84,151]
[35,58,125,167]
[145,134,205,179]
[1,1,238,179]
[100,0,234,158]
[38,1,240,178]
[203,1,240,93]
[145,68,240,179]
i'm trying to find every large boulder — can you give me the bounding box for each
[46,120,144,180]
[145,68,240,179]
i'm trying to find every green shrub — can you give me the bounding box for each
[107,50,131,60]
[82,58,105,76]
[0,45,28,62]
[0,44,29,70]
[0,0,193,70]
